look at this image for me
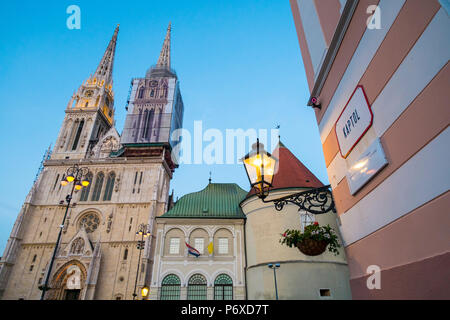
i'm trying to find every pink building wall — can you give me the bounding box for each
[290,0,450,299]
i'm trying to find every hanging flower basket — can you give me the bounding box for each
[280,222,341,256]
[296,238,328,256]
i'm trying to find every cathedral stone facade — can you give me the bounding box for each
[0,24,182,300]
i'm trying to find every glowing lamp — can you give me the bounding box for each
[241,139,277,199]
[60,175,69,186]
[141,286,149,299]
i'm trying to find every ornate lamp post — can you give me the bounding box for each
[241,139,335,215]
[132,223,151,300]
[39,164,91,300]
[268,263,280,300]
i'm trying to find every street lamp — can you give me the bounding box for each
[241,139,335,215]
[132,223,151,300]
[268,263,280,300]
[242,139,277,199]
[141,286,149,300]
[39,164,91,300]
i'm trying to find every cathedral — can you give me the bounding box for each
[0,24,182,300]
[0,23,351,300]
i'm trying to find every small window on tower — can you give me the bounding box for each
[53,174,60,191]
[137,172,143,194]
[71,120,85,151]
[132,171,138,194]
[138,87,145,99]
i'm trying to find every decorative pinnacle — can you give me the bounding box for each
[156,22,172,68]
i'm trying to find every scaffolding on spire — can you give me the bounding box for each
[34,144,52,184]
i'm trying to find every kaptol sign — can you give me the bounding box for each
[335,85,373,158]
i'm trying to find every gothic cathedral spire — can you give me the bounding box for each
[120,23,183,166]
[92,24,120,87]
[53,25,120,160]
[156,22,171,69]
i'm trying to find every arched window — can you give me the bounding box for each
[145,109,154,140]
[103,172,116,201]
[138,87,145,99]
[32,255,37,263]
[141,110,149,138]
[160,274,181,300]
[214,274,233,300]
[187,274,207,300]
[123,248,128,261]
[91,172,104,201]
[71,120,85,151]
[79,173,93,202]
[154,110,162,139]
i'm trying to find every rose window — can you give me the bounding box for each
[79,213,100,233]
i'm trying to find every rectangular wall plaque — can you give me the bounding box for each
[335,85,373,158]
[346,138,388,195]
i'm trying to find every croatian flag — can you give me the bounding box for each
[185,242,200,257]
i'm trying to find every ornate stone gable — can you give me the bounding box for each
[89,126,121,159]
[60,227,94,258]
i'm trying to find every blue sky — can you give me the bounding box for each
[0,1,328,253]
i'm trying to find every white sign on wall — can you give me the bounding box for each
[346,138,388,195]
[335,86,373,158]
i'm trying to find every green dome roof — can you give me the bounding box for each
[161,183,247,219]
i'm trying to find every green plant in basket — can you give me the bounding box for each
[280,222,341,256]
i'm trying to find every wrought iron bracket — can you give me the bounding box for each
[262,185,336,215]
